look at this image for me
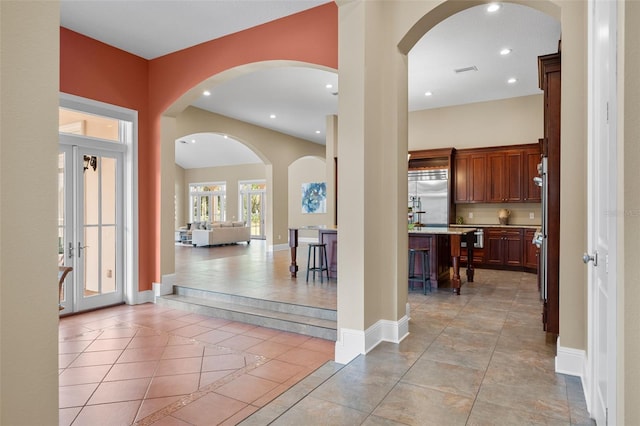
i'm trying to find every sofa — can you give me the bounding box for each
[190,221,251,247]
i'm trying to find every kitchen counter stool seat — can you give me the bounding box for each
[306,243,330,283]
[408,248,431,294]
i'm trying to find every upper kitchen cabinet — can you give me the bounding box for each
[453,144,541,204]
[523,145,542,202]
[486,149,523,202]
[454,152,487,203]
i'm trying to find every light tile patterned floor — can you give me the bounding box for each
[59,304,334,425]
[60,241,594,425]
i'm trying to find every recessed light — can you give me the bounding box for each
[315,130,321,134]
[500,48,512,56]
[425,91,433,97]
[223,135,228,139]
[325,83,333,89]
[191,139,196,143]
[269,114,276,119]
[507,77,517,84]
[203,90,211,96]
[487,3,501,13]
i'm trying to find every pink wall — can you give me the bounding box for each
[60,3,338,290]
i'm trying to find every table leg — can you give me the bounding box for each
[289,228,299,278]
[450,234,461,295]
[466,232,475,283]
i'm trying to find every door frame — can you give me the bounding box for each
[60,93,139,307]
[239,180,267,239]
[586,0,618,423]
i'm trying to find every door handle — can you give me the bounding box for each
[68,242,74,258]
[583,251,598,266]
[78,242,89,258]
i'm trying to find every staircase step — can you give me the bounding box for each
[157,287,337,341]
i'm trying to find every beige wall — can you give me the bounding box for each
[409,94,544,150]
[182,163,266,223]
[622,1,640,422]
[175,164,186,229]
[288,156,329,239]
[455,204,541,227]
[0,1,60,424]
[172,106,325,252]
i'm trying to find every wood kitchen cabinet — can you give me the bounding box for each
[523,228,538,272]
[484,228,523,267]
[486,150,523,202]
[454,144,540,204]
[454,153,487,203]
[523,147,542,202]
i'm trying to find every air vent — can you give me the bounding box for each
[454,66,478,74]
[179,140,189,144]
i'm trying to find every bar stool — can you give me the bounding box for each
[306,243,330,283]
[408,248,431,294]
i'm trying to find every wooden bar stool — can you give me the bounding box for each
[408,248,431,294]
[306,243,330,283]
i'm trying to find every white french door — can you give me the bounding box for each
[59,144,124,312]
[586,0,618,423]
[239,181,266,239]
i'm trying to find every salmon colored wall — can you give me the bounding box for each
[59,3,338,291]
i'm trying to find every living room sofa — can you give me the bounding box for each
[190,221,251,247]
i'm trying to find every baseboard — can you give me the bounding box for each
[334,313,410,365]
[556,337,586,377]
[268,243,289,252]
[135,289,155,304]
[153,274,176,301]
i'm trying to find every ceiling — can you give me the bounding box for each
[60,1,560,170]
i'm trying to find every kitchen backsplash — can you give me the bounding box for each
[454,203,541,226]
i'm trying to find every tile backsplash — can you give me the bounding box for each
[454,203,541,226]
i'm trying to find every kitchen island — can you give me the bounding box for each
[288,226,476,295]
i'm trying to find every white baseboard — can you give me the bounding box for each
[335,313,410,365]
[556,337,586,377]
[134,290,155,304]
[268,243,289,252]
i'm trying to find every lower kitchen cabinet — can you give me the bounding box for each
[523,228,539,272]
[484,228,524,268]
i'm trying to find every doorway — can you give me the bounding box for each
[58,94,137,312]
[58,145,124,312]
[239,181,266,239]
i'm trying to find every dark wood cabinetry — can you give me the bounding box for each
[486,150,524,202]
[539,51,561,336]
[523,147,542,202]
[485,228,524,267]
[454,144,540,204]
[523,228,538,271]
[454,153,487,203]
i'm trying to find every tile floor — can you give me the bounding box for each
[59,241,594,425]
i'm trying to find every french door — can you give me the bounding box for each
[240,182,266,239]
[58,143,124,312]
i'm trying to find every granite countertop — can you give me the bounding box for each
[410,226,477,235]
[449,224,540,230]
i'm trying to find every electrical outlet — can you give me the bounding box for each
[468,212,474,219]
[529,212,535,219]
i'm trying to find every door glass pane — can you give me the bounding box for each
[101,157,116,224]
[102,226,116,293]
[84,157,99,225]
[59,108,121,142]
[84,226,99,297]
[58,153,66,265]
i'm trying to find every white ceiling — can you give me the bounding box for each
[60,1,560,170]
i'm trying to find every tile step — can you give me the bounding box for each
[157,292,337,341]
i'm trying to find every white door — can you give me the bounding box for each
[586,0,618,423]
[240,181,266,239]
[58,145,124,312]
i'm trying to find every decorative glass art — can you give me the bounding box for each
[301,182,327,214]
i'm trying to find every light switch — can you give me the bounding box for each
[529,212,535,219]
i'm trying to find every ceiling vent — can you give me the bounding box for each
[454,66,478,74]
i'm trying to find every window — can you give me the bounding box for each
[190,183,226,223]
